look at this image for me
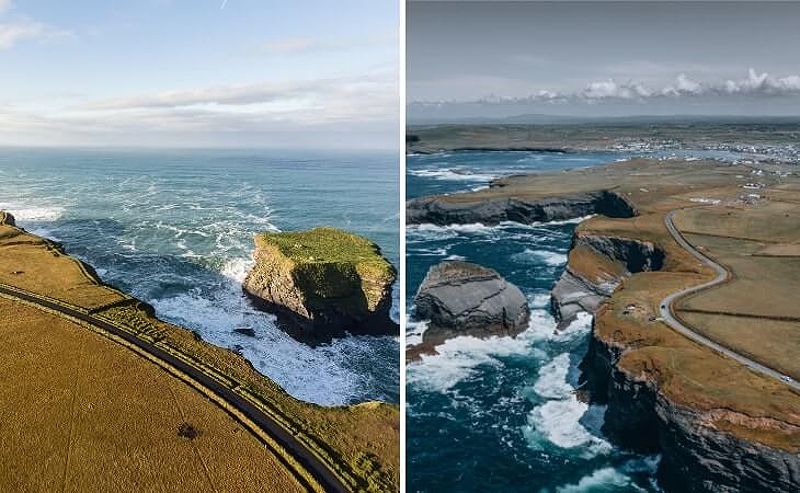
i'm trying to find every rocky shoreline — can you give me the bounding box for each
[581,322,800,493]
[555,218,800,493]
[407,189,635,226]
[408,161,800,492]
[551,232,665,327]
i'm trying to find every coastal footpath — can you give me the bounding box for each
[407,158,800,493]
[0,211,399,493]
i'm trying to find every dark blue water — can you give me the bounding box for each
[406,151,662,493]
[0,147,399,406]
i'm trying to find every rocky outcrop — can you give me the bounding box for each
[551,233,665,326]
[582,328,800,493]
[0,211,15,226]
[564,225,800,492]
[243,227,397,341]
[414,261,529,343]
[406,190,634,225]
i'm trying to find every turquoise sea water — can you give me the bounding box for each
[406,151,666,493]
[0,147,399,406]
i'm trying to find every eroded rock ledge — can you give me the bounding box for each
[407,189,634,225]
[243,227,397,341]
[409,261,529,359]
[551,233,665,327]
[560,226,800,493]
[582,326,800,493]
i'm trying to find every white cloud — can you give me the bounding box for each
[82,73,398,121]
[417,69,800,106]
[581,79,652,100]
[0,0,71,51]
[0,71,399,148]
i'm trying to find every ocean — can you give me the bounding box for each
[406,150,663,492]
[0,147,399,406]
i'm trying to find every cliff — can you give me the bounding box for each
[243,227,397,340]
[407,189,635,225]
[551,232,664,327]
[564,224,800,493]
[582,318,800,492]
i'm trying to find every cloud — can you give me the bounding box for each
[0,1,72,51]
[82,73,398,122]
[0,71,399,148]
[415,69,800,106]
[581,79,652,100]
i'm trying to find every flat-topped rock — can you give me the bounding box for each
[243,227,397,341]
[412,261,529,351]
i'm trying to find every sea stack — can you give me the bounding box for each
[243,227,397,341]
[414,260,530,344]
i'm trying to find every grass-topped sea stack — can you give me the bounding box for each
[243,227,397,341]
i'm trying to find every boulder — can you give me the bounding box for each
[413,261,529,344]
[243,227,397,341]
[0,211,15,226]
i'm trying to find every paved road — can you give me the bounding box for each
[660,210,800,392]
[0,283,349,493]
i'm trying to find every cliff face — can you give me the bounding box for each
[583,326,800,493]
[551,233,664,326]
[243,227,398,341]
[414,260,530,339]
[0,211,15,226]
[566,229,800,493]
[406,190,635,225]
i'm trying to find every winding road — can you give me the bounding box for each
[0,283,349,493]
[659,209,800,392]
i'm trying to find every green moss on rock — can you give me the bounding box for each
[245,227,397,338]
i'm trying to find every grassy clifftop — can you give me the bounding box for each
[256,227,395,310]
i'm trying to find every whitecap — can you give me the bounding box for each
[0,202,65,222]
[554,467,639,493]
[513,248,568,267]
[524,344,611,456]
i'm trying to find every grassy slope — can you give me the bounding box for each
[0,300,307,493]
[0,217,399,492]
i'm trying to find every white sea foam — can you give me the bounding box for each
[411,222,495,235]
[409,167,496,182]
[405,319,428,347]
[0,202,65,222]
[529,292,552,308]
[408,216,594,242]
[553,467,637,493]
[150,283,367,405]
[407,308,561,392]
[513,248,568,267]
[525,342,611,456]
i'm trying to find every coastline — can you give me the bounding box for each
[407,154,800,492]
[0,212,400,492]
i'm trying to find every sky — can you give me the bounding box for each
[0,0,398,148]
[408,1,800,122]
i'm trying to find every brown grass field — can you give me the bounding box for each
[0,213,399,492]
[0,298,306,493]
